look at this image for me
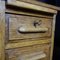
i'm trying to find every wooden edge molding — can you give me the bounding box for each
[0,1,5,60]
[7,0,57,14]
[50,14,57,60]
[6,9,53,19]
[19,0,60,11]
[5,39,50,49]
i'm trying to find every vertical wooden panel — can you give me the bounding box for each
[50,14,57,60]
[0,1,5,60]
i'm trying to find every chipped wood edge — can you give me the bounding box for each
[0,1,5,60]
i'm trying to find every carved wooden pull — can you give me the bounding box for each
[18,51,46,60]
[18,26,48,33]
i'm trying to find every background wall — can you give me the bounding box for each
[38,0,60,60]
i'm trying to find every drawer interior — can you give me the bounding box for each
[6,14,52,41]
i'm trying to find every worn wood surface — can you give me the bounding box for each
[6,14,52,40]
[0,0,58,60]
[0,1,5,60]
[17,0,60,11]
[5,39,51,49]
[7,0,57,13]
[6,44,50,60]
[6,9,53,19]
[50,14,57,60]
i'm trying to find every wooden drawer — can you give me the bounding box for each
[6,14,52,40]
[6,44,50,60]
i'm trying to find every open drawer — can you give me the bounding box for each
[6,14,52,40]
[6,44,51,60]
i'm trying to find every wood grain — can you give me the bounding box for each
[0,0,58,60]
[50,14,57,60]
[7,0,57,13]
[17,0,60,11]
[6,44,50,60]
[6,14,52,40]
[6,9,53,19]
[5,39,50,49]
[0,1,5,60]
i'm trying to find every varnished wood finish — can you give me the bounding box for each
[7,0,57,13]
[6,39,51,49]
[50,14,57,60]
[0,1,5,60]
[6,44,50,60]
[6,14,52,40]
[17,0,60,11]
[6,9,53,19]
[0,0,59,60]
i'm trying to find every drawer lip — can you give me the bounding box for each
[6,14,52,41]
[6,9,53,19]
[5,39,51,49]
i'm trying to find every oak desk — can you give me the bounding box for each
[0,0,60,60]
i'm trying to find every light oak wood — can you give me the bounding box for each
[6,9,53,19]
[18,0,60,11]
[7,0,57,13]
[5,39,50,49]
[18,27,48,33]
[6,14,52,40]
[20,51,46,60]
[0,0,59,60]
[0,1,5,60]
[6,44,50,60]
[50,14,57,60]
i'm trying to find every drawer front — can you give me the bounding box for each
[6,44,50,60]
[6,14,52,40]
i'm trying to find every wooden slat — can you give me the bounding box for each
[19,0,60,11]
[0,1,5,60]
[5,39,50,49]
[50,14,57,60]
[7,0,57,13]
[6,9,53,19]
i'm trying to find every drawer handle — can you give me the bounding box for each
[19,51,46,60]
[33,20,42,27]
[18,27,48,33]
